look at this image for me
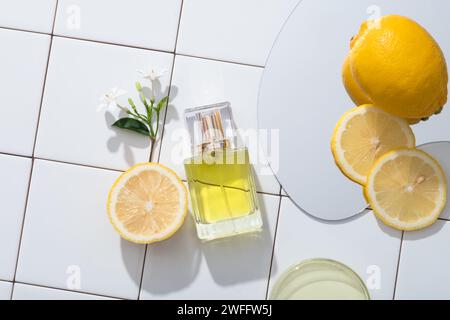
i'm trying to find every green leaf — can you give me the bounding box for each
[156,96,169,111]
[112,118,150,136]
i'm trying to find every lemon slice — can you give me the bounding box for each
[107,163,188,244]
[365,149,447,231]
[331,105,415,185]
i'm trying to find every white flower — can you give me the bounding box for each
[137,68,167,101]
[137,68,167,82]
[97,87,127,112]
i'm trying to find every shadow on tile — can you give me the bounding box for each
[201,195,276,286]
[372,216,404,238]
[165,85,180,125]
[371,211,446,241]
[139,217,202,294]
[251,165,264,192]
[140,80,179,128]
[119,239,147,299]
[104,81,180,166]
[292,205,403,242]
[295,204,370,226]
[397,219,446,241]
[139,194,276,295]
[164,101,181,125]
[105,111,151,166]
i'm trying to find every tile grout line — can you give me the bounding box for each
[264,195,283,300]
[10,0,59,300]
[152,52,176,163]
[12,280,124,300]
[0,150,282,196]
[0,151,31,160]
[55,34,267,69]
[35,156,125,173]
[1,1,427,302]
[392,231,404,300]
[255,190,282,197]
[0,279,13,284]
[0,2,338,301]
[136,245,148,300]
[54,33,175,55]
[0,25,51,36]
[137,1,185,300]
[155,0,184,164]
[0,28,265,69]
[173,0,185,55]
[176,52,264,68]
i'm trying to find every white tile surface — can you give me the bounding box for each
[15,159,145,299]
[269,198,402,300]
[12,283,115,300]
[395,220,450,300]
[0,154,31,281]
[177,0,299,66]
[0,29,50,156]
[35,37,173,170]
[54,0,182,52]
[0,0,445,300]
[0,281,12,300]
[140,193,280,300]
[158,55,280,194]
[0,0,57,33]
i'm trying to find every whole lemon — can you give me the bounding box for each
[343,15,448,120]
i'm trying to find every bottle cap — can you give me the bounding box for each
[185,102,237,155]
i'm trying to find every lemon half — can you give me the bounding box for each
[107,163,188,244]
[365,149,447,231]
[331,105,415,185]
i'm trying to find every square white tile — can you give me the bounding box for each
[140,193,280,300]
[54,0,182,52]
[35,37,173,170]
[12,283,115,300]
[269,198,402,300]
[0,281,12,300]
[15,159,145,299]
[395,220,450,300]
[158,55,280,194]
[0,154,31,281]
[0,0,57,33]
[0,29,50,156]
[176,0,299,66]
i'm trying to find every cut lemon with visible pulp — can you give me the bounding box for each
[107,163,188,244]
[365,149,447,231]
[331,105,415,185]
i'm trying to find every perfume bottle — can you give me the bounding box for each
[184,102,262,241]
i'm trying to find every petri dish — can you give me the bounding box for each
[270,259,370,300]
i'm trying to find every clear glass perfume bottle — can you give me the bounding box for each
[184,102,262,241]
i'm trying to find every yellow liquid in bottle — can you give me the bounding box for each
[185,148,258,224]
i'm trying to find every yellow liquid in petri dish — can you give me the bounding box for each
[270,259,370,300]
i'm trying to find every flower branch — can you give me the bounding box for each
[102,68,169,141]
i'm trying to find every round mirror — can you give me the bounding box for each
[258,0,450,220]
